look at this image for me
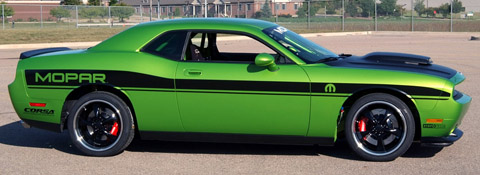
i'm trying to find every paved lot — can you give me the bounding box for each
[0,32,479,174]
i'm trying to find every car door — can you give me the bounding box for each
[175,31,311,136]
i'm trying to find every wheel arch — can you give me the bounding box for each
[60,84,137,132]
[339,87,421,141]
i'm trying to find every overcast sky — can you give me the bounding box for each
[395,0,480,12]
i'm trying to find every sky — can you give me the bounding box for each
[396,0,480,12]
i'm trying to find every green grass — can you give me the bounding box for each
[0,27,127,44]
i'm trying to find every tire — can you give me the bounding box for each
[345,93,415,161]
[67,91,135,156]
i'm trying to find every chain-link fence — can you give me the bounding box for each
[1,0,479,32]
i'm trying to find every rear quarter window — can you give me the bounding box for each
[141,31,188,60]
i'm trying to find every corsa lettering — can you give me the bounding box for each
[35,72,106,84]
[24,108,54,115]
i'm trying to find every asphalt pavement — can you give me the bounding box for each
[0,32,479,174]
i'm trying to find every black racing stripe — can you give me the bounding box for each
[25,70,174,89]
[311,83,450,97]
[24,70,449,97]
[176,79,310,93]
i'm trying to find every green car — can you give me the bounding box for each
[8,18,471,161]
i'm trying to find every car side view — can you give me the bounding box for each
[8,18,471,161]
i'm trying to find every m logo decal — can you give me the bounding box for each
[324,83,336,93]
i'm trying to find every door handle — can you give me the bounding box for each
[184,69,202,76]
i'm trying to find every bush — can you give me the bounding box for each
[28,17,38,22]
[278,14,292,18]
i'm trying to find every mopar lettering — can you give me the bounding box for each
[35,72,106,84]
[24,108,55,115]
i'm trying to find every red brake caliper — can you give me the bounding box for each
[358,117,368,140]
[110,122,119,136]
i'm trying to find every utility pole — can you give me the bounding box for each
[205,0,207,18]
[158,0,160,19]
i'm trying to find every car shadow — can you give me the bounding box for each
[0,121,82,155]
[0,121,443,160]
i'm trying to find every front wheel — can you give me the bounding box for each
[67,91,135,156]
[345,93,415,161]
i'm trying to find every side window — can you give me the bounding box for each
[185,32,291,63]
[142,31,188,60]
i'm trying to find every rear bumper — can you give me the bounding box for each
[421,128,463,147]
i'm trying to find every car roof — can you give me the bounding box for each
[90,18,278,52]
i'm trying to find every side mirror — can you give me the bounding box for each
[255,53,279,72]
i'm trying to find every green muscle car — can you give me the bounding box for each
[8,18,471,161]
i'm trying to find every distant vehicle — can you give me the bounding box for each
[467,12,474,17]
[8,18,471,161]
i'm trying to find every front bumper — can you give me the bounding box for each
[421,128,463,147]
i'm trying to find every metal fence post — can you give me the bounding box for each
[76,5,78,28]
[450,0,453,32]
[157,0,160,19]
[140,5,143,22]
[244,3,247,18]
[307,0,310,29]
[40,5,43,28]
[204,0,207,18]
[108,6,111,28]
[342,0,345,31]
[411,0,414,31]
[374,1,377,31]
[2,4,4,30]
[150,0,153,21]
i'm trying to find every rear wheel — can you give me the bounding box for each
[68,91,134,156]
[345,93,415,161]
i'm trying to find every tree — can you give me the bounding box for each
[0,2,15,17]
[378,0,397,16]
[414,0,425,17]
[296,1,323,17]
[325,1,337,14]
[111,3,134,22]
[452,0,465,13]
[63,0,82,5]
[437,3,450,18]
[79,7,100,22]
[50,6,71,21]
[259,0,272,18]
[88,0,101,6]
[109,0,118,6]
[358,0,375,17]
[393,4,404,17]
[174,7,180,16]
[424,7,435,17]
[346,0,359,17]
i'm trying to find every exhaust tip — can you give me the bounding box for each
[20,120,31,129]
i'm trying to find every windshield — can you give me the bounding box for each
[262,26,338,63]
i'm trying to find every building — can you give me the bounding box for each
[1,0,61,21]
[121,0,304,18]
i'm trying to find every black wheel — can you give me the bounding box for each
[345,93,415,161]
[67,91,135,156]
